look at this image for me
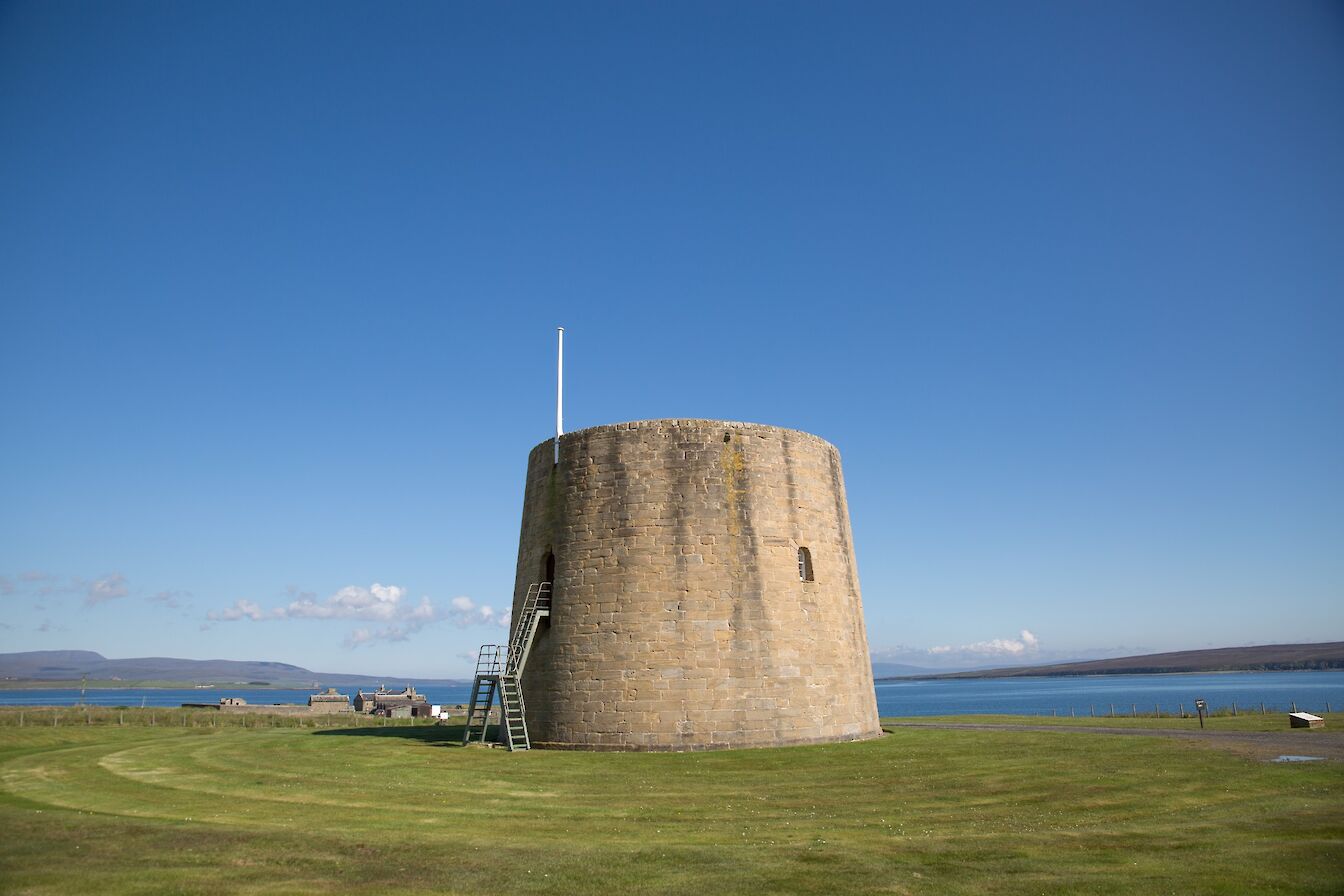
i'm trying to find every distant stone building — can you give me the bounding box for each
[354,685,429,716]
[307,688,352,713]
[182,691,352,716]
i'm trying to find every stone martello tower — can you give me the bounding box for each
[507,418,881,751]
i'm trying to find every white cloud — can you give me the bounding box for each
[4,571,136,605]
[283,583,413,621]
[446,595,509,629]
[207,582,509,647]
[343,622,424,648]
[85,574,129,605]
[871,629,1047,670]
[207,598,275,622]
[929,629,1040,658]
[149,590,190,609]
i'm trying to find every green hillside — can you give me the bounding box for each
[907,641,1344,680]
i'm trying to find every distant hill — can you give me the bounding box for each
[898,642,1344,680]
[0,650,468,688]
[870,662,951,678]
[13,643,1339,689]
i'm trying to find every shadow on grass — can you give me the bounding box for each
[311,723,501,747]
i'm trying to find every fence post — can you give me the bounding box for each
[1131,704,1136,718]
[1232,702,1237,717]
[1180,703,1184,718]
[1155,704,1160,718]
[1261,702,1265,715]
[1109,704,1115,718]
[1292,701,1297,713]
[1090,705,1095,718]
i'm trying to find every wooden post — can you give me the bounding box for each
[1232,702,1237,717]
[1261,702,1266,715]
[1110,703,1115,718]
[1180,703,1184,718]
[1090,705,1095,718]
[1155,704,1160,718]
[1292,701,1297,712]
[1131,703,1137,718]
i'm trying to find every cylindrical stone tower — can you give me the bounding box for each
[509,419,881,750]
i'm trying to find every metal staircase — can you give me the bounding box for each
[462,645,501,745]
[498,675,529,750]
[463,582,551,751]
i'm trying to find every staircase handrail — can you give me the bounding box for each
[505,582,551,676]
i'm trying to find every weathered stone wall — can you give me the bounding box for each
[510,419,881,750]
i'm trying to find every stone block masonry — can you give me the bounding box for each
[510,419,882,750]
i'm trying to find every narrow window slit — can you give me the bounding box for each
[798,547,814,582]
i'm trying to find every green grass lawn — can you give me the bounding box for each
[0,712,1340,895]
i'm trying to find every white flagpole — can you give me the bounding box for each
[555,327,564,464]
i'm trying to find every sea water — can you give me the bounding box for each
[2,669,1341,716]
[873,669,1344,717]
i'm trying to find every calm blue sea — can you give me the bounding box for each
[2,670,1341,716]
[874,669,1344,716]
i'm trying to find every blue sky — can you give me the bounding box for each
[2,2,1341,678]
